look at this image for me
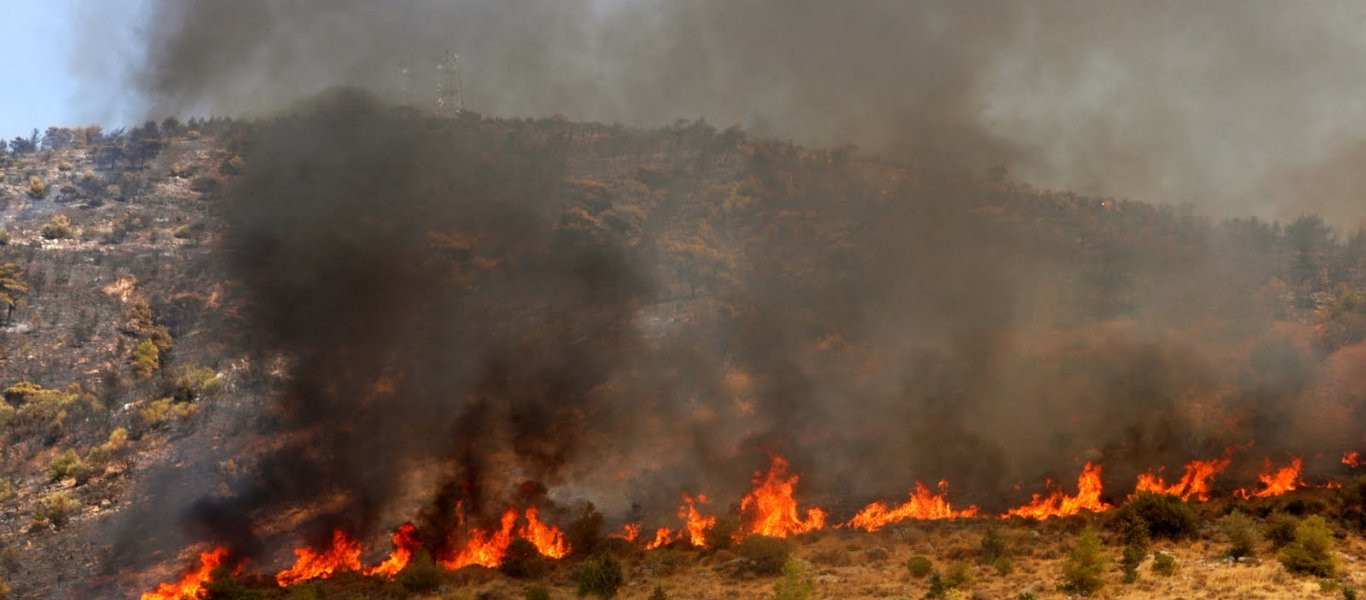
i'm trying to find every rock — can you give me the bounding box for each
[816,574,840,584]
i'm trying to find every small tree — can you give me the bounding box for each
[1219,510,1261,559]
[575,553,624,598]
[0,263,27,325]
[41,214,72,239]
[738,535,792,576]
[1278,515,1336,577]
[134,339,161,378]
[1060,527,1106,596]
[979,526,1013,574]
[771,559,813,600]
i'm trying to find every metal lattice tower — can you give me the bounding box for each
[435,50,464,116]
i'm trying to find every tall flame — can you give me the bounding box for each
[645,527,674,550]
[740,455,827,537]
[141,547,230,600]
[1133,455,1232,501]
[1235,457,1303,499]
[521,507,569,559]
[846,480,980,531]
[275,529,364,586]
[365,522,421,579]
[680,494,716,547]
[1003,462,1108,519]
[438,507,570,569]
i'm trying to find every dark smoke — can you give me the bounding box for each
[91,0,1366,590]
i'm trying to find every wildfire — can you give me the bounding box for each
[846,480,980,531]
[645,527,674,550]
[275,529,364,586]
[438,507,569,569]
[365,522,421,579]
[680,494,717,547]
[142,547,230,600]
[1235,457,1303,499]
[610,522,641,543]
[1003,462,1108,519]
[740,455,827,537]
[1345,451,1361,468]
[1133,455,1232,501]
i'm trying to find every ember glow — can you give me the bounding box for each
[1003,462,1108,519]
[141,547,230,600]
[1345,451,1361,468]
[1235,457,1304,499]
[846,480,980,531]
[275,529,363,586]
[740,455,827,537]
[1133,455,1232,501]
[365,522,420,579]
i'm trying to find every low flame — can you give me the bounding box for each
[846,480,980,531]
[610,522,641,543]
[142,547,230,600]
[680,494,717,547]
[275,529,364,586]
[740,455,827,537]
[1345,451,1361,468]
[438,507,570,569]
[365,522,420,579]
[1003,462,1108,519]
[1235,457,1303,499]
[1133,455,1232,501]
[645,527,674,550]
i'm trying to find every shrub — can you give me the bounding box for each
[27,176,46,199]
[566,502,606,558]
[170,367,221,403]
[139,397,197,429]
[705,515,741,550]
[34,491,80,529]
[643,548,688,576]
[1265,512,1300,549]
[0,480,12,504]
[41,213,71,239]
[46,449,92,484]
[1151,552,1177,576]
[1115,493,1198,540]
[737,535,792,576]
[1342,476,1366,528]
[1219,510,1261,559]
[771,559,813,600]
[1345,586,1359,600]
[1278,515,1336,577]
[203,567,265,599]
[397,550,442,593]
[979,526,1013,575]
[944,560,975,589]
[1120,542,1145,583]
[906,555,934,578]
[1060,527,1106,596]
[575,553,624,598]
[500,538,550,578]
[525,585,552,600]
[133,339,161,378]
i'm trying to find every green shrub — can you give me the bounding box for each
[170,366,221,403]
[737,535,792,576]
[41,213,71,239]
[1151,552,1176,576]
[575,553,624,598]
[926,571,947,599]
[139,397,197,429]
[1342,477,1366,528]
[1116,493,1198,540]
[979,526,1013,575]
[397,550,442,593]
[1265,512,1300,549]
[501,538,550,578]
[1060,527,1106,596]
[906,555,934,578]
[771,559,813,600]
[133,339,161,378]
[566,502,606,558]
[944,560,975,589]
[1344,586,1358,600]
[34,491,80,529]
[525,585,552,600]
[1120,542,1145,583]
[1278,515,1336,577]
[28,176,47,199]
[1219,510,1261,559]
[46,449,92,484]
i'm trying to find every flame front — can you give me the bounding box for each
[438,507,570,569]
[1003,462,1108,519]
[847,480,980,531]
[680,494,716,546]
[365,522,420,579]
[1235,457,1303,499]
[521,507,569,559]
[1133,455,1232,501]
[275,529,364,586]
[740,455,827,537]
[142,547,230,600]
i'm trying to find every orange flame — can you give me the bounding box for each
[141,547,230,600]
[365,522,420,579]
[1133,455,1232,501]
[275,529,364,586]
[740,455,827,537]
[438,507,570,569]
[1345,451,1361,468]
[645,527,675,550]
[1235,457,1303,499]
[680,494,716,547]
[846,480,980,531]
[1003,462,1109,519]
[610,522,641,543]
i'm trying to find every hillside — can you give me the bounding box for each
[2,106,1366,599]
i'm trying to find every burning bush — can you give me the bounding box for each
[1060,527,1106,596]
[396,550,442,593]
[1278,515,1337,577]
[737,535,792,576]
[574,553,624,598]
[565,503,606,558]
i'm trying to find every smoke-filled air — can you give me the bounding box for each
[1,1,1365,599]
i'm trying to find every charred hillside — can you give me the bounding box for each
[1,97,1366,598]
